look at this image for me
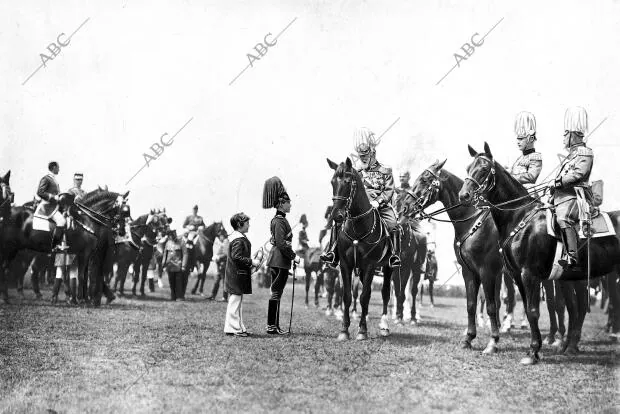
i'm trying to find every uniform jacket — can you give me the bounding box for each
[510,149,542,188]
[267,210,296,269]
[224,231,253,295]
[358,160,395,206]
[554,144,594,202]
[68,186,86,201]
[162,238,189,272]
[183,214,205,230]
[36,173,61,216]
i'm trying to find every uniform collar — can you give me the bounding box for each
[276,210,286,218]
[522,148,536,156]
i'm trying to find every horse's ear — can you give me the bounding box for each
[167,217,173,224]
[326,158,338,170]
[468,145,478,157]
[3,170,10,183]
[436,158,447,171]
[345,157,353,169]
[123,191,130,199]
[98,185,102,190]
[483,142,493,159]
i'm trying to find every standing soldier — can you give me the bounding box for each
[322,127,401,268]
[262,176,300,335]
[550,106,593,268]
[68,172,86,201]
[36,161,67,252]
[183,205,205,248]
[502,111,543,332]
[206,229,229,300]
[296,214,310,261]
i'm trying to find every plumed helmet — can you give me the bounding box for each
[262,176,290,209]
[514,111,537,138]
[353,127,380,155]
[564,107,588,134]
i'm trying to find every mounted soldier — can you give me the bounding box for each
[399,171,411,191]
[549,106,594,268]
[509,111,543,189]
[68,172,86,201]
[321,127,401,268]
[183,205,205,248]
[296,214,310,258]
[35,161,68,252]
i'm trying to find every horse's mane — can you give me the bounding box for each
[79,190,122,216]
[493,160,529,197]
[132,214,149,225]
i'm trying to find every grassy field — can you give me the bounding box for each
[1,273,618,414]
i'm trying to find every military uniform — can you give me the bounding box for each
[36,173,64,221]
[510,149,543,189]
[358,160,397,230]
[183,213,205,245]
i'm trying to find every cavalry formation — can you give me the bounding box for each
[2,106,619,366]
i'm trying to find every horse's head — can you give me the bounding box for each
[398,159,447,220]
[0,171,13,220]
[327,157,361,224]
[459,142,496,206]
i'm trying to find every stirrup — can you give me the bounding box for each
[389,255,401,268]
[320,251,336,264]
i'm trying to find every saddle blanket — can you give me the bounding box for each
[546,209,616,239]
[32,216,52,232]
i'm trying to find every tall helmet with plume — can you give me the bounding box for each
[353,127,381,155]
[564,106,589,146]
[262,176,290,209]
[514,111,537,138]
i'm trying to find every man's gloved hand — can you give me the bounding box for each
[293,256,301,265]
[370,200,380,209]
[252,259,260,267]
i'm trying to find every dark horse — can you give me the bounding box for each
[459,142,620,364]
[0,188,130,306]
[398,160,503,353]
[191,222,225,292]
[112,212,170,296]
[327,157,415,340]
[303,247,324,307]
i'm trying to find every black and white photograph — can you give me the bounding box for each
[1,0,619,412]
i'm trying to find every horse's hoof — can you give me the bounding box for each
[461,340,473,350]
[519,355,539,365]
[482,342,498,355]
[395,318,404,326]
[410,319,418,326]
[379,328,390,337]
[325,309,333,316]
[356,332,368,341]
[542,336,553,346]
[563,346,578,356]
[337,332,350,342]
[551,338,563,348]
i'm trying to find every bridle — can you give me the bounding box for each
[464,155,496,206]
[0,183,14,223]
[331,170,379,242]
[400,169,441,219]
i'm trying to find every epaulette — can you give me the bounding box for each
[378,164,392,174]
[576,147,593,156]
[528,152,542,161]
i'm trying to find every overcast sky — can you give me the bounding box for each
[2,0,619,283]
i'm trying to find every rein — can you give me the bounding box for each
[333,171,381,244]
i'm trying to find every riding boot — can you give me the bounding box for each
[69,278,78,305]
[389,229,402,268]
[559,227,579,268]
[320,224,340,266]
[266,299,287,334]
[50,278,62,305]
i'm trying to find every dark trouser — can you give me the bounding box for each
[267,267,290,329]
[168,271,184,300]
[428,280,435,305]
[211,262,226,298]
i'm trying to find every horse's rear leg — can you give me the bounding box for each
[559,281,579,354]
[572,280,589,352]
[519,269,542,365]
[356,268,375,340]
[0,262,9,303]
[314,272,323,307]
[409,272,421,325]
[607,270,620,336]
[304,269,311,307]
[462,270,480,349]
[554,281,566,341]
[379,267,393,335]
[351,278,360,319]
[542,280,559,345]
[390,267,406,324]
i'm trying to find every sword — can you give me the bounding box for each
[288,260,298,334]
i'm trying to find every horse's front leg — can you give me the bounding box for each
[356,267,374,341]
[542,280,559,345]
[519,269,542,365]
[304,269,311,307]
[571,280,589,354]
[338,264,352,341]
[462,270,480,349]
[391,266,407,324]
[481,267,501,354]
[380,266,393,336]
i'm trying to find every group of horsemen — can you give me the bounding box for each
[320,107,596,273]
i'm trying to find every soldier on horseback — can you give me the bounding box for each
[183,205,205,247]
[68,172,86,201]
[399,171,411,190]
[36,161,67,252]
[509,112,543,188]
[549,106,594,268]
[321,127,401,268]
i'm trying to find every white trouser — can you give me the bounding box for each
[52,209,66,227]
[224,294,246,334]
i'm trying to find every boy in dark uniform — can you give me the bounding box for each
[262,176,300,335]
